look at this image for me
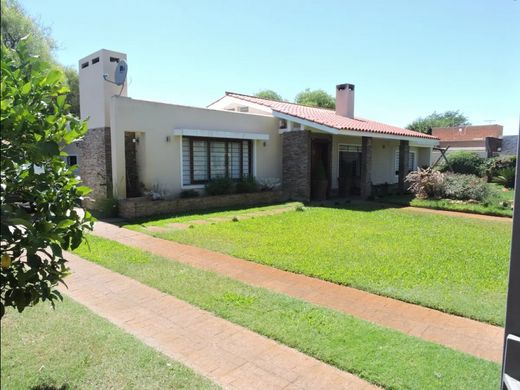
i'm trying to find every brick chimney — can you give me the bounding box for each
[335,83,355,118]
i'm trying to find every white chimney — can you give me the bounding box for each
[78,49,127,129]
[335,83,355,118]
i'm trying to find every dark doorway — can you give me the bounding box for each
[124,132,140,198]
[311,138,331,200]
[338,146,362,196]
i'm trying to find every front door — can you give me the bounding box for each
[338,146,362,196]
[311,138,331,200]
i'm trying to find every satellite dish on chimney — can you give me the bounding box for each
[103,59,128,88]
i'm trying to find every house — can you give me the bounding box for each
[74,49,438,212]
[431,124,504,160]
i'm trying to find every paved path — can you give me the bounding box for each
[61,253,376,390]
[92,221,504,363]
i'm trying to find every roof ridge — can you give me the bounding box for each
[225,91,337,112]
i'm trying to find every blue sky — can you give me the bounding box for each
[21,0,520,134]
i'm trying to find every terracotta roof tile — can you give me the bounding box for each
[226,92,438,140]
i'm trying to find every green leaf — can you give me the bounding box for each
[21,82,31,95]
[57,219,75,229]
[76,186,92,196]
[37,141,59,156]
[56,95,66,109]
[44,69,63,85]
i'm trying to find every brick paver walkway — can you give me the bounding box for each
[61,253,376,390]
[92,221,504,363]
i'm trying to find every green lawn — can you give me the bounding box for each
[126,202,511,325]
[383,184,514,218]
[1,297,218,390]
[73,235,500,390]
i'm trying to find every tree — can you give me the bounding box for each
[0,40,94,317]
[255,89,283,101]
[0,0,80,116]
[406,110,470,134]
[295,89,335,109]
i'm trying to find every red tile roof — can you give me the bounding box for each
[225,92,438,140]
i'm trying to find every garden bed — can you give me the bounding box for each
[384,182,513,218]
[119,190,288,219]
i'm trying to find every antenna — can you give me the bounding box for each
[103,59,128,94]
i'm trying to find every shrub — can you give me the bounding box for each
[405,168,445,199]
[180,189,199,198]
[443,173,492,202]
[205,176,234,196]
[235,176,258,194]
[440,151,484,176]
[493,167,516,189]
[482,156,516,182]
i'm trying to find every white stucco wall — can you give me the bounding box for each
[110,97,281,199]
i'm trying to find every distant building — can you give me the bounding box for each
[432,124,504,160]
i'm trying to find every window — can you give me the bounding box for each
[66,155,78,166]
[91,57,99,64]
[394,149,416,175]
[182,137,252,185]
[338,144,362,153]
[238,106,249,113]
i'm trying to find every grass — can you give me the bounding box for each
[383,184,514,218]
[128,201,302,227]
[1,297,218,390]
[73,235,500,390]
[126,202,511,325]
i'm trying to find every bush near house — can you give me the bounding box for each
[482,156,516,181]
[406,170,492,202]
[205,176,259,196]
[440,151,484,176]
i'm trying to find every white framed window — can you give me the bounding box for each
[394,149,416,175]
[182,137,252,185]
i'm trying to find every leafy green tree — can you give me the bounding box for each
[0,40,94,317]
[0,0,80,116]
[255,89,283,101]
[295,89,335,109]
[407,110,470,134]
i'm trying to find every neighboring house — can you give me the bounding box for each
[431,124,504,160]
[75,49,438,207]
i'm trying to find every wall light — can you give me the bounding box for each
[166,136,171,143]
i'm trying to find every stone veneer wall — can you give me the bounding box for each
[282,130,311,201]
[119,191,288,219]
[78,127,112,208]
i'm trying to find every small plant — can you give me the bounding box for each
[493,167,516,189]
[205,176,234,196]
[180,189,200,198]
[405,168,445,199]
[295,205,306,212]
[235,176,258,194]
[232,216,239,222]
